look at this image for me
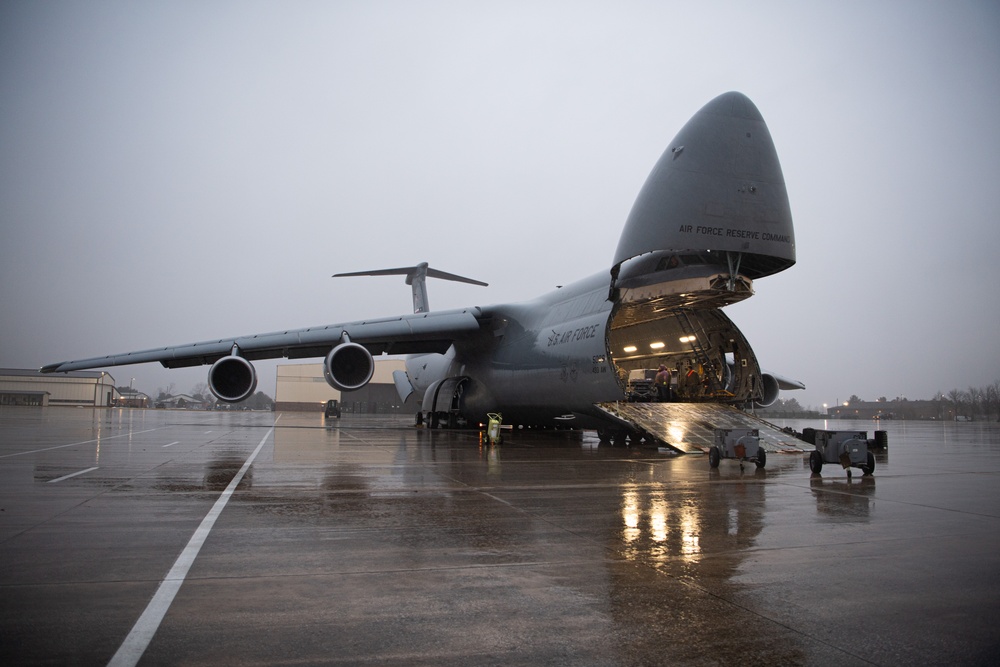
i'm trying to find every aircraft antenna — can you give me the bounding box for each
[333,262,488,313]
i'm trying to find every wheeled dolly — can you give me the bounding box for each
[808,430,875,478]
[709,428,766,471]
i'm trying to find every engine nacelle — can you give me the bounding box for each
[754,372,781,408]
[208,355,258,403]
[323,343,374,392]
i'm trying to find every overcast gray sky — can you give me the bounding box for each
[2,1,998,408]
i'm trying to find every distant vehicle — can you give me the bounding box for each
[324,399,341,419]
[43,91,805,439]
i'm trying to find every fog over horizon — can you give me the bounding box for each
[2,2,998,409]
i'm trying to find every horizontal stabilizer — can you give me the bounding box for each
[334,262,487,313]
[334,262,487,287]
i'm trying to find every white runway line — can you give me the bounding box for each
[48,466,99,483]
[161,441,181,448]
[106,418,278,667]
[0,428,163,459]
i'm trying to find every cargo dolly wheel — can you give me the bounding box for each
[809,450,823,474]
[708,446,721,469]
[862,451,875,476]
[755,448,766,469]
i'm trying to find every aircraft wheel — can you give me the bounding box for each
[863,451,876,476]
[756,448,767,469]
[809,450,823,474]
[709,446,721,469]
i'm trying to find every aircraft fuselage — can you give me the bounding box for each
[409,266,764,429]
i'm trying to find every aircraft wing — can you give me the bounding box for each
[766,371,806,391]
[41,307,483,373]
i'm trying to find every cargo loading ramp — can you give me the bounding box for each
[595,402,809,455]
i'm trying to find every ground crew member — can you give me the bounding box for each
[655,365,671,402]
[683,363,701,398]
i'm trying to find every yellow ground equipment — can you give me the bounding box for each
[486,413,503,445]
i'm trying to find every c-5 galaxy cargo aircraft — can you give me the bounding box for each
[43,91,804,437]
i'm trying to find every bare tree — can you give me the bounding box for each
[946,389,962,418]
[989,381,1000,421]
[968,386,984,419]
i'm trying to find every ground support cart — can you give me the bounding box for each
[709,428,765,471]
[809,430,874,478]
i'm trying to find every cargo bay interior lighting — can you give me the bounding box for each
[623,345,638,353]
[649,342,665,350]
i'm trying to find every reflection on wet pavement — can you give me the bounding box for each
[1,410,999,665]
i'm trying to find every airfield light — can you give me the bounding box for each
[649,342,665,350]
[623,345,638,353]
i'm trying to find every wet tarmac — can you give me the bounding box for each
[1,407,999,666]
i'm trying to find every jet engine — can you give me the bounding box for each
[323,342,374,391]
[208,355,258,403]
[755,372,781,408]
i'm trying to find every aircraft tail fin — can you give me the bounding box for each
[333,262,487,313]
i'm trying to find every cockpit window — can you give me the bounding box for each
[655,255,681,271]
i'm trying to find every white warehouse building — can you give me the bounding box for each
[274,359,417,414]
[0,369,120,407]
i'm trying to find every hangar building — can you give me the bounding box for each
[2,361,418,413]
[0,369,119,407]
[274,360,419,414]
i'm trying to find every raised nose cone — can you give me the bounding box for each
[613,91,795,279]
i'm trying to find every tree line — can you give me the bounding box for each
[150,382,275,411]
[942,381,1000,421]
[759,379,1000,421]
